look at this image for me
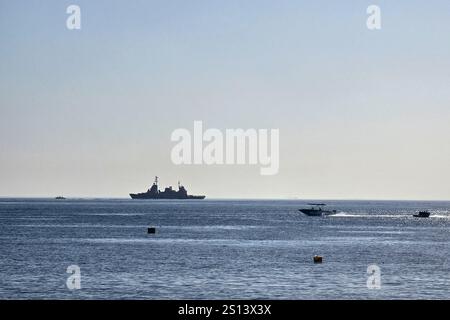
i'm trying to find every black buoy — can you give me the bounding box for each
[313,255,323,263]
[147,227,156,234]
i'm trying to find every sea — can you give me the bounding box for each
[0,199,449,299]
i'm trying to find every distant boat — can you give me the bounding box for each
[55,196,66,200]
[130,176,205,200]
[413,210,430,218]
[299,203,337,216]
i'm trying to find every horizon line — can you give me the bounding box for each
[0,196,449,202]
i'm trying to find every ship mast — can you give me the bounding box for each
[154,176,158,186]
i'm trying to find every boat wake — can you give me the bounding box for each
[332,212,364,217]
[332,212,450,219]
[430,214,450,219]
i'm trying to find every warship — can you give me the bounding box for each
[130,177,205,200]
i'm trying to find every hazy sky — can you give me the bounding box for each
[1,0,449,199]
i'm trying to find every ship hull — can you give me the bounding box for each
[413,214,430,218]
[299,209,336,216]
[413,211,430,218]
[130,193,205,200]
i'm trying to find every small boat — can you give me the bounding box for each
[313,255,323,263]
[55,196,66,200]
[299,203,337,216]
[413,210,430,218]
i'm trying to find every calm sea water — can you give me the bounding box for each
[0,199,449,299]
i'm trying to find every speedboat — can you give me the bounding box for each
[413,210,430,218]
[299,203,337,216]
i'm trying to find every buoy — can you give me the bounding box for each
[147,227,156,234]
[313,255,323,263]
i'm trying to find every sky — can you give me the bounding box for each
[0,0,449,199]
